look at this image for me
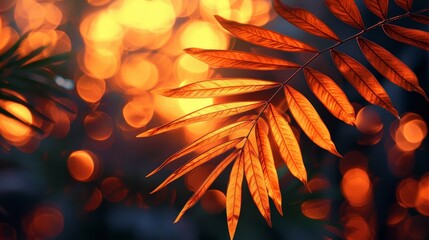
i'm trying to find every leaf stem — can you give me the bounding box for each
[242,8,428,140]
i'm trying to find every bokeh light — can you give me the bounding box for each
[341,168,372,207]
[67,150,98,182]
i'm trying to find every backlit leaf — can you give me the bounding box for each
[175,150,239,222]
[325,0,365,29]
[215,15,317,52]
[357,37,428,100]
[146,121,253,177]
[410,14,429,24]
[184,48,299,70]
[364,0,389,19]
[227,151,244,240]
[304,68,356,125]
[395,0,413,11]
[150,138,244,194]
[255,121,283,215]
[265,104,308,186]
[243,141,271,226]
[137,101,264,137]
[284,85,341,157]
[153,79,280,98]
[273,0,339,41]
[383,24,429,51]
[331,50,399,117]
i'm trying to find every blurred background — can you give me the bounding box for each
[0,0,428,239]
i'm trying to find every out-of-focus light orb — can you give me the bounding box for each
[118,55,159,91]
[14,0,63,32]
[0,101,33,145]
[85,188,103,211]
[84,111,113,141]
[394,113,427,152]
[403,119,427,144]
[344,215,372,240]
[396,178,418,208]
[123,97,154,128]
[0,26,19,53]
[200,189,226,214]
[101,177,129,203]
[179,20,229,50]
[341,168,372,207]
[67,150,97,182]
[416,175,429,216]
[111,0,176,33]
[175,54,210,81]
[80,12,124,43]
[76,75,106,103]
[355,106,383,135]
[83,48,120,79]
[301,199,331,220]
[30,206,64,239]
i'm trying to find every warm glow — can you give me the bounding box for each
[118,54,159,91]
[0,101,33,145]
[85,188,103,211]
[416,175,429,216]
[28,206,64,239]
[394,113,426,152]
[67,150,97,182]
[301,199,331,220]
[101,177,129,203]
[76,75,106,103]
[200,189,226,214]
[341,168,372,207]
[344,215,372,240]
[123,96,154,128]
[111,0,176,33]
[396,178,418,208]
[82,48,120,79]
[185,165,214,192]
[355,106,383,135]
[80,12,124,43]
[84,111,113,141]
[179,20,229,50]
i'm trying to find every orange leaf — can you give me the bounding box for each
[255,120,283,215]
[243,141,272,226]
[383,24,429,51]
[395,0,413,11]
[331,50,399,117]
[153,79,280,98]
[364,0,389,19]
[215,15,317,52]
[273,0,339,41]
[226,151,245,240]
[265,104,308,186]
[357,37,428,100]
[184,48,299,70]
[146,121,253,177]
[284,85,341,157]
[410,14,429,24]
[137,101,264,137]
[325,0,365,29]
[150,138,244,194]
[174,150,239,222]
[304,68,356,125]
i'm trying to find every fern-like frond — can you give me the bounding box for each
[0,33,72,141]
[140,1,429,239]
